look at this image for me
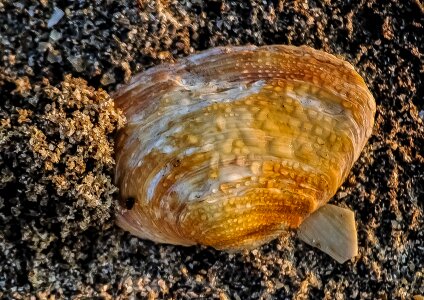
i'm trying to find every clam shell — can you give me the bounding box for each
[114,45,375,250]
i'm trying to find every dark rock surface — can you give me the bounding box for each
[0,0,423,298]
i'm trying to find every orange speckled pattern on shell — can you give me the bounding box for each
[113,45,376,250]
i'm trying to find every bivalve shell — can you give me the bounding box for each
[113,45,376,254]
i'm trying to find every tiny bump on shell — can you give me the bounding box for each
[113,45,376,251]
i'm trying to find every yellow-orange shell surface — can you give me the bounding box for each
[114,45,376,250]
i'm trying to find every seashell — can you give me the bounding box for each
[113,45,376,263]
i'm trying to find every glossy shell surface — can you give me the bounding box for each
[114,45,376,250]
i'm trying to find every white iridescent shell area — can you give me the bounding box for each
[113,45,376,250]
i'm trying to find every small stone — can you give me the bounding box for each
[100,71,116,86]
[49,29,62,42]
[37,42,50,53]
[47,7,65,28]
[47,48,62,63]
[68,55,85,72]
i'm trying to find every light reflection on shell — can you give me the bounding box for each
[113,45,375,250]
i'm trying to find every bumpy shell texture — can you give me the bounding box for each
[114,45,376,251]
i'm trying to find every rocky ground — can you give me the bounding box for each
[0,0,423,299]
